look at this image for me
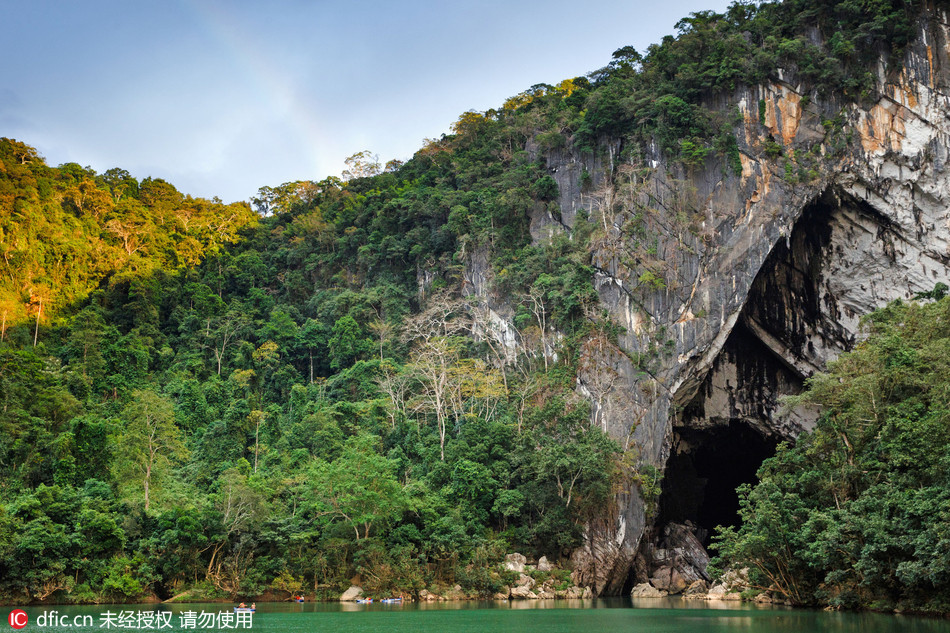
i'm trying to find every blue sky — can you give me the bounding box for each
[3,0,731,203]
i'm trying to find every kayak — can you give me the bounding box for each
[234,608,255,613]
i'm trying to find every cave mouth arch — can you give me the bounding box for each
[646,189,845,551]
[622,192,850,596]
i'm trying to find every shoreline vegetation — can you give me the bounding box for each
[2,0,949,618]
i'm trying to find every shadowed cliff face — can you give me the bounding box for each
[678,190,871,441]
[544,8,950,594]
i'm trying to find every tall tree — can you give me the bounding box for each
[114,390,188,511]
[408,336,462,461]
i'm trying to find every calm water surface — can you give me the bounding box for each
[6,598,950,633]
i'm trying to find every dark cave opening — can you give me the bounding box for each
[622,424,782,596]
[154,581,172,602]
[623,421,780,595]
[656,421,779,545]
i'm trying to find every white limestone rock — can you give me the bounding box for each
[339,586,363,602]
[631,583,668,598]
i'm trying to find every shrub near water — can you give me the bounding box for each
[711,295,950,613]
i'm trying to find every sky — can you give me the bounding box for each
[3,0,733,204]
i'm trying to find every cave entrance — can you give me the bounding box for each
[622,421,779,595]
[154,581,172,602]
[657,421,778,545]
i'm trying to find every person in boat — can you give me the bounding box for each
[239,603,246,608]
[250,603,256,610]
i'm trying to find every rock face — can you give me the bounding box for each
[516,573,536,590]
[631,582,667,598]
[635,522,710,596]
[683,580,708,599]
[559,8,950,594]
[418,589,440,602]
[706,568,750,601]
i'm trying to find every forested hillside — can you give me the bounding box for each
[0,139,255,334]
[1,0,947,610]
[0,133,619,601]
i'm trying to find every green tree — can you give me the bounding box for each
[328,314,372,371]
[113,390,188,511]
[205,468,263,585]
[63,307,111,398]
[306,433,406,541]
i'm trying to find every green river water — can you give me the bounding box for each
[6,599,950,633]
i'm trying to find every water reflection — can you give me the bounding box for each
[338,598,594,612]
[630,597,780,610]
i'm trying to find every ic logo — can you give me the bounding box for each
[8,610,27,629]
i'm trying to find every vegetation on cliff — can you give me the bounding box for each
[0,138,256,332]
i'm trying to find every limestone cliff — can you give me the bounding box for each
[521,7,950,594]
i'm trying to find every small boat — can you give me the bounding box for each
[355,598,373,604]
[294,598,304,603]
[380,598,402,603]
[234,608,255,613]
